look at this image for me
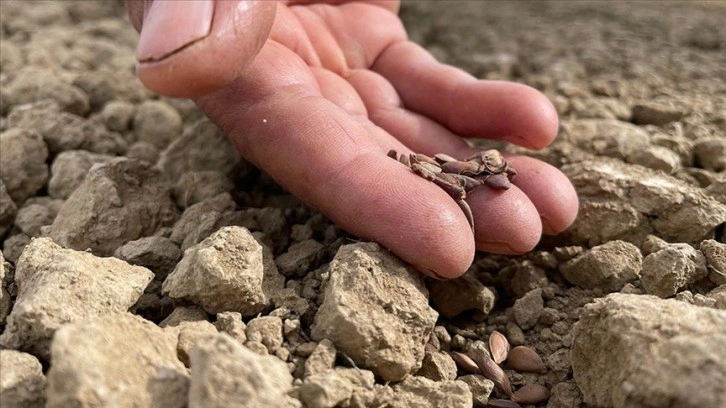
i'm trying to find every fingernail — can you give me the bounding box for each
[137,0,214,62]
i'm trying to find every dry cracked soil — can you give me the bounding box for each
[1,1,725,408]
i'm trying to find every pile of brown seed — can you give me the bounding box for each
[449,331,550,407]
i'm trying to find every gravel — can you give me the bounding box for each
[1,1,725,407]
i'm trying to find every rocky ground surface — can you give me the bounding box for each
[1,1,725,407]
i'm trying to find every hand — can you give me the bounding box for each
[126,0,578,279]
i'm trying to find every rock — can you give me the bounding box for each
[559,119,650,159]
[641,234,669,255]
[179,209,259,252]
[3,68,89,115]
[701,240,726,285]
[13,202,57,237]
[513,288,544,329]
[2,233,30,264]
[48,150,114,199]
[7,100,83,154]
[73,116,127,155]
[245,315,284,355]
[707,285,726,310]
[559,240,642,291]
[214,311,248,344]
[101,100,135,132]
[0,350,46,408]
[458,374,494,407]
[174,320,218,366]
[0,238,153,359]
[0,181,17,238]
[705,178,726,204]
[631,101,686,125]
[392,376,473,408]
[0,252,11,324]
[547,381,583,408]
[650,133,693,167]
[275,239,325,277]
[49,158,178,256]
[169,193,236,245]
[172,170,233,208]
[252,207,290,253]
[189,333,298,408]
[114,236,181,280]
[133,100,183,148]
[694,137,726,172]
[428,271,496,318]
[126,141,160,164]
[416,351,458,382]
[640,243,708,298]
[0,128,49,203]
[626,145,681,174]
[503,260,550,297]
[290,223,314,243]
[571,293,726,408]
[304,338,337,378]
[158,118,242,181]
[563,159,726,246]
[46,313,189,408]
[297,370,354,408]
[159,305,208,328]
[311,243,438,382]
[162,226,284,316]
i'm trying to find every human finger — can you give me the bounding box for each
[127,0,276,98]
[373,42,559,150]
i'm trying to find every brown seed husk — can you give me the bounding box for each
[476,353,513,397]
[511,383,551,405]
[489,330,510,364]
[507,346,547,373]
[487,399,522,408]
[449,351,480,374]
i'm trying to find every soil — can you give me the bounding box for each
[1,1,725,408]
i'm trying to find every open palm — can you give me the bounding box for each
[129,0,578,278]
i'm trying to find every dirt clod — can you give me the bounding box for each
[1,1,725,406]
[46,313,188,408]
[0,238,153,359]
[640,243,708,298]
[311,242,438,382]
[571,294,726,408]
[189,333,297,408]
[0,349,46,408]
[162,226,284,316]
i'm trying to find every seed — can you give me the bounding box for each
[487,399,522,408]
[440,160,481,175]
[507,346,547,374]
[449,351,480,374]
[413,153,439,166]
[476,353,513,397]
[511,384,551,405]
[489,330,510,364]
[433,153,458,163]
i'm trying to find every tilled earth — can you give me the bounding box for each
[1,1,725,407]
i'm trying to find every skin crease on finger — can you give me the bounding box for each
[128,0,579,278]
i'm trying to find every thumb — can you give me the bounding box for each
[127,0,276,98]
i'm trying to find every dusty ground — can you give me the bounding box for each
[1,1,725,407]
